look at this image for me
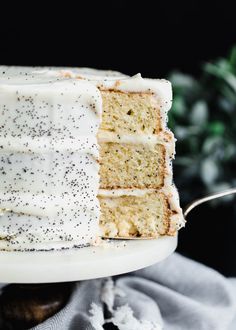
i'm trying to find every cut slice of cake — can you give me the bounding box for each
[99,187,182,238]
[93,76,184,239]
[0,66,184,251]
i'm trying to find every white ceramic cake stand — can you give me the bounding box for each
[0,236,177,283]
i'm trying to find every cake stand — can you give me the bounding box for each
[0,236,177,329]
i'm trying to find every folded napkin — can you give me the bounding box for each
[27,253,236,330]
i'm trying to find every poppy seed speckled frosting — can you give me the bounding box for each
[0,67,103,250]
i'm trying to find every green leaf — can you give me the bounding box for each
[200,158,219,185]
[208,121,225,136]
[190,101,208,125]
[202,136,223,153]
[229,46,236,71]
[205,61,236,92]
[170,72,196,90]
[168,45,236,203]
[174,126,191,140]
[172,95,187,117]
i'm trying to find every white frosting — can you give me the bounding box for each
[99,73,172,115]
[0,66,183,250]
[99,189,157,197]
[58,70,172,131]
[0,67,102,250]
[98,130,175,156]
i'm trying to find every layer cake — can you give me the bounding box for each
[0,66,184,250]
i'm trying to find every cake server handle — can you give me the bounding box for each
[183,187,236,219]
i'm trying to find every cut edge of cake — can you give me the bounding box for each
[95,76,184,239]
[99,186,185,238]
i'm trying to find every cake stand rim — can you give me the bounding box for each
[0,236,177,283]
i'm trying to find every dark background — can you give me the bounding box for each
[0,1,235,77]
[1,0,236,275]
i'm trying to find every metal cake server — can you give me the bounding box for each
[104,187,236,240]
[183,187,236,218]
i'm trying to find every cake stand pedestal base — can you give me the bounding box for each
[0,237,177,329]
[0,282,74,330]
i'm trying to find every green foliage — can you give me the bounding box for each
[169,47,236,203]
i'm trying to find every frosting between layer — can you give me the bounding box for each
[98,130,175,156]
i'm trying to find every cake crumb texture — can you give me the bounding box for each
[101,91,162,135]
[99,142,165,189]
[99,192,171,238]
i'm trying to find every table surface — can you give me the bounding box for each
[0,236,177,283]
